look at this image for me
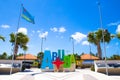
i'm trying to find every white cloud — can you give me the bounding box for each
[18,27,27,35]
[32,30,35,33]
[50,27,66,33]
[108,21,120,26]
[37,30,41,33]
[82,41,89,46]
[1,24,10,28]
[50,27,58,32]
[27,44,34,48]
[45,47,50,50]
[71,32,87,43]
[59,27,66,33]
[116,25,120,33]
[39,31,48,38]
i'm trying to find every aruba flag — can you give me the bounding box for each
[21,6,35,24]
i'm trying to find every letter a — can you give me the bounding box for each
[70,54,75,63]
[41,50,53,69]
[70,54,76,72]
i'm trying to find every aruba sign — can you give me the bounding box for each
[41,49,76,72]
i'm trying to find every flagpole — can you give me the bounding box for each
[97,2,108,75]
[10,4,23,75]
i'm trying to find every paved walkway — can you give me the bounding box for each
[0,68,120,80]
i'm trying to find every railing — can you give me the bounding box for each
[0,60,23,74]
[94,60,120,75]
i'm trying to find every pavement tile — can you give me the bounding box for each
[0,68,120,80]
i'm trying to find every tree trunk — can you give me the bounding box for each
[13,44,18,60]
[97,42,102,59]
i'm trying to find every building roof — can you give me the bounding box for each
[81,54,99,60]
[16,54,37,60]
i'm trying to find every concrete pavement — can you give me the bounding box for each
[0,68,120,80]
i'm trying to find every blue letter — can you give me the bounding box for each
[58,49,65,60]
[52,52,57,61]
[41,50,53,69]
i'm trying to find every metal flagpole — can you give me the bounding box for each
[10,4,23,75]
[97,2,108,75]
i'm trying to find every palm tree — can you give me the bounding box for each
[108,54,120,60]
[116,33,120,39]
[9,32,29,59]
[0,35,5,42]
[22,45,28,52]
[0,52,7,59]
[87,29,111,59]
[74,53,80,60]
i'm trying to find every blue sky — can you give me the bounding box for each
[0,0,120,58]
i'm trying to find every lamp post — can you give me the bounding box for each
[41,37,46,52]
[89,43,91,55]
[70,37,75,54]
[97,2,108,75]
[89,43,92,65]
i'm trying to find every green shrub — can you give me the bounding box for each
[80,64,92,68]
[32,61,39,67]
[91,65,95,71]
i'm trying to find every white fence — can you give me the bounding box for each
[94,60,120,75]
[0,60,23,74]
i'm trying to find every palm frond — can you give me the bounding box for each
[0,35,5,41]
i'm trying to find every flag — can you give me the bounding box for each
[21,6,35,24]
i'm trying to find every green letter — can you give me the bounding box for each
[70,54,75,64]
[63,55,71,68]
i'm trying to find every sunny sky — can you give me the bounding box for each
[0,0,120,58]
